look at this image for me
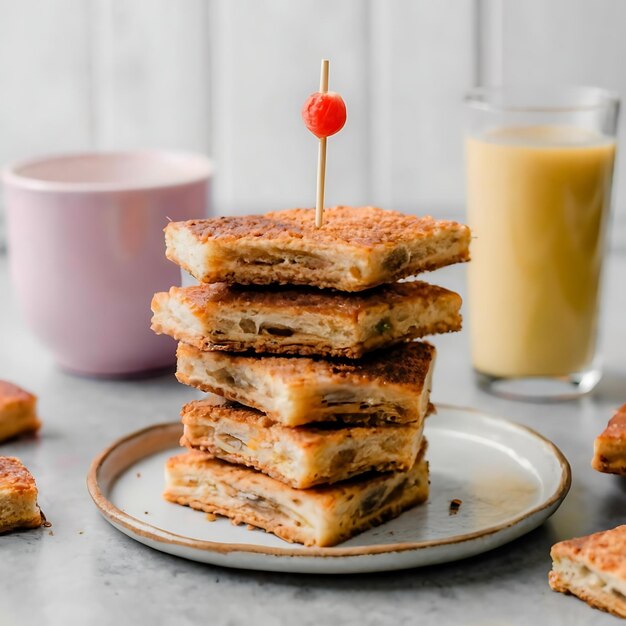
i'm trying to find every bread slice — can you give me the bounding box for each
[164,442,429,547]
[164,206,471,291]
[180,395,425,489]
[549,525,626,618]
[152,281,461,359]
[592,404,626,475]
[0,457,43,533]
[0,381,40,443]
[176,341,435,426]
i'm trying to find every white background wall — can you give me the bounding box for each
[1,0,626,245]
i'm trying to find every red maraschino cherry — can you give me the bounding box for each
[301,91,347,139]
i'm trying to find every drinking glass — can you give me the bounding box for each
[465,86,619,400]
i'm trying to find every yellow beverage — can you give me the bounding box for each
[466,126,616,378]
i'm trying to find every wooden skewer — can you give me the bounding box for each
[315,59,329,228]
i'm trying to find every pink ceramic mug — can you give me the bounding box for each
[2,151,212,377]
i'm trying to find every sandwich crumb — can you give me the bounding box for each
[205,513,217,522]
[449,498,462,515]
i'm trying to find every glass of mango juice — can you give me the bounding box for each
[465,86,619,400]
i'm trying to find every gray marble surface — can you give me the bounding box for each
[0,253,625,626]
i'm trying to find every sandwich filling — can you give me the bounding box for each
[151,282,461,358]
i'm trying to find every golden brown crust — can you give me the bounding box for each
[0,381,40,443]
[0,456,38,493]
[157,280,459,315]
[183,206,466,247]
[551,526,626,579]
[592,403,626,475]
[178,340,434,388]
[165,206,471,291]
[549,526,626,618]
[175,341,435,425]
[151,281,462,358]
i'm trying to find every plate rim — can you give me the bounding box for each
[86,404,571,559]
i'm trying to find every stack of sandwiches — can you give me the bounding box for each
[151,206,471,546]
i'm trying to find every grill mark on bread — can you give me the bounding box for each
[182,207,467,247]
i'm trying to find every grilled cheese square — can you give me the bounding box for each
[176,341,435,427]
[165,206,470,291]
[181,395,425,489]
[0,457,43,534]
[549,526,626,618]
[592,404,626,475]
[164,442,429,547]
[0,381,40,443]
[152,281,461,359]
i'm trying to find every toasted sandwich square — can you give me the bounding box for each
[180,395,425,489]
[549,525,626,618]
[152,281,461,358]
[592,404,626,475]
[0,381,40,443]
[176,341,435,427]
[164,442,429,547]
[0,457,43,534]
[164,206,470,291]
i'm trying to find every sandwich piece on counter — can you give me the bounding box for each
[592,403,626,475]
[180,395,425,489]
[176,341,436,426]
[164,441,429,547]
[165,206,471,291]
[152,281,462,358]
[0,381,40,443]
[0,457,43,533]
[549,525,626,618]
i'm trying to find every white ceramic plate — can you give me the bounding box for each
[87,406,570,574]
